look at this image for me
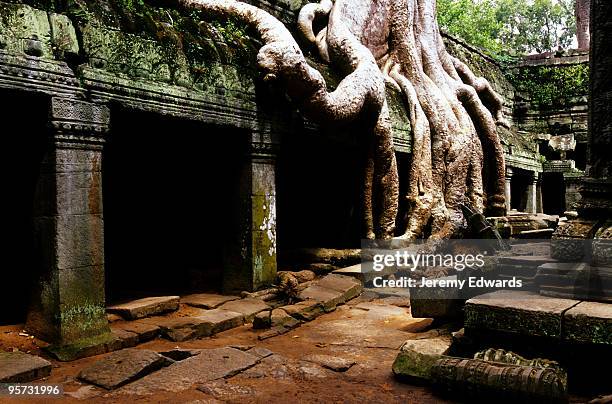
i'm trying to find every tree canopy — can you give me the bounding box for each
[437,0,576,57]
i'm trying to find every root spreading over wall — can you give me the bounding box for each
[152,0,507,240]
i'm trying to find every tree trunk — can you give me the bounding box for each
[151,0,507,240]
[575,0,591,49]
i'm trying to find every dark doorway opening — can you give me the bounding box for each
[542,172,566,215]
[510,169,530,212]
[276,130,363,257]
[1,91,48,325]
[103,106,245,303]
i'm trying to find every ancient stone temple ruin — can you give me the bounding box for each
[0,0,602,370]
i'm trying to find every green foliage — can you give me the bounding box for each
[437,0,576,57]
[507,63,589,109]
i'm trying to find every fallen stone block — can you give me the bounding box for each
[303,354,355,372]
[270,308,299,328]
[400,318,433,333]
[282,300,324,321]
[112,321,160,342]
[79,348,171,390]
[218,299,270,322]
[316,274,363,302]
[107,296,180,320]
[298,285,345,311]
[140,317,212,342]
[114,347,259,395]
[399,335,452,356]
[181,294,240,309]
[110,328,139,349]
[563,301,612,345]
[196,309,245,334]
[464,290,579,339]
[332,262,395,284]
[252,311,271,329]
[0,352,52,383]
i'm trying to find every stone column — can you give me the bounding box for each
[505,167,513,212]
[223,131,278,293]
[525,171,538,214]
[26,97,111,359]
[536,175,543,213]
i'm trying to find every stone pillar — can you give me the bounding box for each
[26,97,111,358]
[505,167,513,212]
[525,171,538,214]
[223,131,278,293]
[536,175,543,213]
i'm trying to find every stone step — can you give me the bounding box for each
[107,296,180,320]
[180,294,240,309]
[79,348,172,390]
[465,290,579,339]
[465,290,612,346]
[0,352,52,383]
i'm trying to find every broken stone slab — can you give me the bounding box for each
[298,284,346,311]
[399,335,452,356]
[112,321,160,342]
[282,300,324,321]
[139,317,212,342]
[110,328,139,349]
[316,274,363,301]
[181,294,240,309]
[464,290,580,339]
[107,296,180,320]
[0,352,52,383]
[196,309,245,334]
[79,348,171,390]
[158,349,202,361]
[302,354,356,372]
[114,347,259,395]
[271,308,300,328]
[217,299,270,322]
[563,301,612,345]
[247,347,274,359]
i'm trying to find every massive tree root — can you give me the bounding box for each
[150,0,506,240]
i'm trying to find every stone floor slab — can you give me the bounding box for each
[218,299,270,321]
[139,316,212,342]
[112,321,160,342]
[196,309,244,334]
[114,347,259,395]
[181,293,240,309]
[0,352,52,383]
[107,296,180,320]
[79,348,170,390]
